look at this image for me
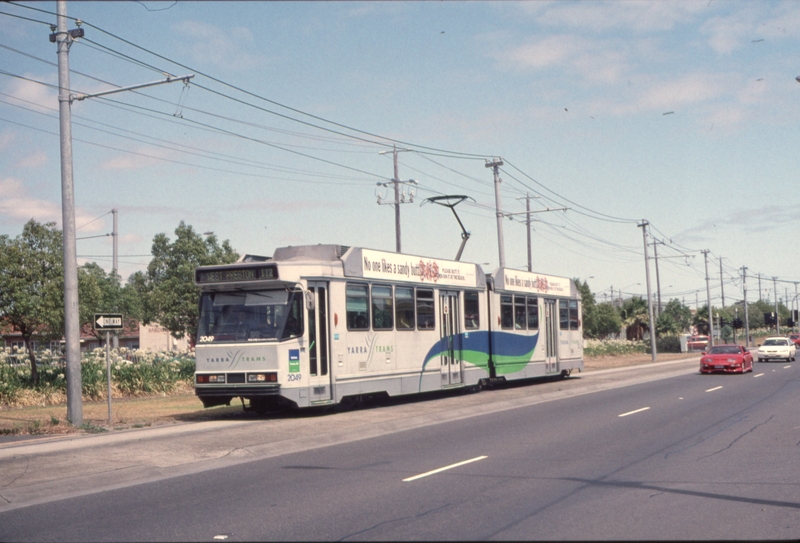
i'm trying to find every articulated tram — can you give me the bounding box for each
[193,244,583,412]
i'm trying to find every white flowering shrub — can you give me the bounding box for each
[584,338,648,357]
[0,347,196,405]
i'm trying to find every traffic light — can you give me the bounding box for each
[764,312,776,326]
[733,318,743,329]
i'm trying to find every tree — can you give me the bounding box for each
[591,302,623,339]
[78,263,141,344]
[0,220,65,384]
[657,299,693,336]
[620,296,650,340]
[573,278,596,337]
[139,222,238,343]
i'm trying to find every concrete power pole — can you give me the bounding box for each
[112,208,120,349]
[773,276,779,334]
[112,208,118,275]
[509,194,567,272]
[719,257,725,308]
[742,266,750,348]
[53,1,84,426]
[392,146,402,253]
[377,145,416,253]
[702,250,714,347]
[638,221,657,362]
[652,238,663,316]
[486,158,505,268]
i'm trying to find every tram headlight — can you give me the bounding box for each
[247,372,277,383]
[196,374,226,384]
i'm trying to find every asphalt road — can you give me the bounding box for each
[1,357,798,541]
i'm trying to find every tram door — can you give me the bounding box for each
[307,282,332,402]
[439,291,463,386]
[544,299,560,374]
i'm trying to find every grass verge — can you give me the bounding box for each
[0,352,699,438]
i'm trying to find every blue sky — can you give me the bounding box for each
[1,1,799,310]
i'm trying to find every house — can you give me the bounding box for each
[1,319,189,355]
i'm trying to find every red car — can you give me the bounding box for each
[700,344,753,374]
[789,334,800,348]
[687,335,709,351]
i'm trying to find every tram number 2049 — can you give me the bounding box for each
[287,373,302,382]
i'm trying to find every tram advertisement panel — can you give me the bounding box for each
[494,268,573,296]
[343,248,483,289]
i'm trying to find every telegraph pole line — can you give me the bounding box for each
[112,208,118,275]
[758,273,762,301]
[742,266,750,348]
[51,2,192,426]
[377,145,416,253]
[54,0,83,426]
[702,250,714,347]
[652,238,664,316]
[773,276,779,334]
[486,158,505,267]
[638,221,657,362]
[508,194,568,272]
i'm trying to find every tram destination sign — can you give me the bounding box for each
[94,313,124,331]
[195,264,278,284]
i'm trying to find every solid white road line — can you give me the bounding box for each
[403,456,488,482]
[618,407,650,418]
[705,386,723,392]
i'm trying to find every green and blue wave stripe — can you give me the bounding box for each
[422,331,539,375]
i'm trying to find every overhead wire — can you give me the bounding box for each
[4,2,797,294]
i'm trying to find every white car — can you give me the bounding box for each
[757,337,797,362]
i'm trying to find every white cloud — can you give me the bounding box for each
[99,147,172,171]
[13,151,47,169]
[5,74,57,113]
[637,72,727,111]
[0,130,15,150]
[523,0,705,33]
[172,20,266,72]
[500,34,631,85]
[0,177,102,232]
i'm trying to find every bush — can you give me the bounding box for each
[656,335,681,353]
[0,347,196,407]
[584,339,648,357]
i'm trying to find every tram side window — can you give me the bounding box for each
[396,287,415,330]
[559,300,569,330]
[569,300,580,330]
[372,285,394,330]
[500,295,514,330]
[527,297,539,329]
[346,283,370,330]
[464,291,480,330]
[514,295,527,329]
[417,289,435,330]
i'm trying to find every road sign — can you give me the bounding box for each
[94,313,123,330]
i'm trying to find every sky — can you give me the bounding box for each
[1,0,799,311]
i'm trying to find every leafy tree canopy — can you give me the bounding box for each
[139,222,238,341]
[0,220,65,383]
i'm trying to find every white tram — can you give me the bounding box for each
[194,245,583,412]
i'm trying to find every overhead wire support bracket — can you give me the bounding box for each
[69,73,194,103]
